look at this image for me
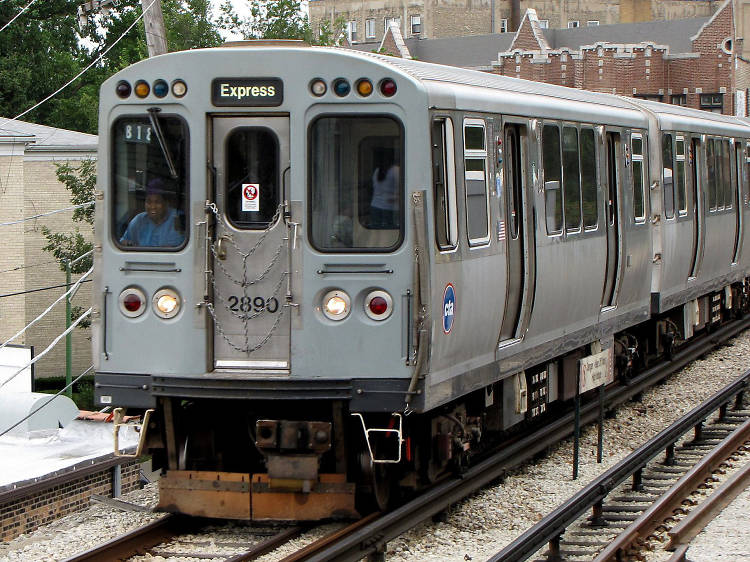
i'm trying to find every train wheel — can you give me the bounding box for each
[356,451,391,513]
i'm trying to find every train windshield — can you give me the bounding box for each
[309,116,403,251]
[111,115,189,250]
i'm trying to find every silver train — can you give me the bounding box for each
[93,43,750,520]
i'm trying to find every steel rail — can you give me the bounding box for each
[593,418,750,561]
[490,373,749,559]
[61,514,178,562]
[297,316,750,562]
[666,458,750,550]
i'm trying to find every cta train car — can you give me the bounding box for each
[92,42,750,520]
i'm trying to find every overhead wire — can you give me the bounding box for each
[0,365,93,438]
[0,201,94,226]
[0,262,92,350]
[0,0,38,34]
[0,279,92,299]
[0,306,92,390]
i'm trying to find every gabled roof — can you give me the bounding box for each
[542,17,710,54]
[0,118,97,151]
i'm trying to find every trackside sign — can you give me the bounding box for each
[578,348,614,393]
[211,78,284,107]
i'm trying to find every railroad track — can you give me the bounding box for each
[488,370,749,562]
[62,316,750,562]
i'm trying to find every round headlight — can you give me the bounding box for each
[310,78,327,96]
[356,79,373,97]
[171,79,187,97]
[119,287,146,318]
[379,78,397,97]
[322,290,350,321]
[153,288,181,319]
[333,78,351,97]
[153,79,169,98]
[365,290,393,320]
[115,80,131,98]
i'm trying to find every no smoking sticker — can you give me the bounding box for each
[242,183,260,212]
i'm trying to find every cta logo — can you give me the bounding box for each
[443,283,456,334]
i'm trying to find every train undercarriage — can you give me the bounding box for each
[135,281,750,521]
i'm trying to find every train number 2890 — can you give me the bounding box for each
[227,296,280,313]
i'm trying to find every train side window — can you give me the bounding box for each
[631,132,646,222]
[542,124,563,235]
[675,136,687,215]
[707,138,717,211]
[432,118,458,250]
[580,128,598,230]
[563,126,582,232]
[662,133,675,219]
[504,123,526,239]
[722,139,732,209]
[464,118,490,245]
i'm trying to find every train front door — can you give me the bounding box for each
[209,117,292,370]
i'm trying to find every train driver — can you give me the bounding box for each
[370,149,400,229]
[120,178,185,248]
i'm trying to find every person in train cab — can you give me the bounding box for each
[370,150,400,229]
[120,178,185,247]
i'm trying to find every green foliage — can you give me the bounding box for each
[218,0,344,45]
[41,159,96,275]
[0,0,224,134]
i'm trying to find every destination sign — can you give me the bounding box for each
[211,78,283,107]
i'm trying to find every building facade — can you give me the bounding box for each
[0,120,96,379]
[309,0,717,44]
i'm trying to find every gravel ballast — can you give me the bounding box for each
[1,331,749,562]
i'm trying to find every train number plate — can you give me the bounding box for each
[227,296,280,314]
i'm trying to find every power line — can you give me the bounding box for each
[0,365,93,438]
[1,263,92,348]
[0,278,92,299]
[0,258,59,274]
[0,0,38,34]
[0,201,94,226]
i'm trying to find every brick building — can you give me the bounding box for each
[366,0,746,116]
[0,120,96,379]
[309,0,717,44]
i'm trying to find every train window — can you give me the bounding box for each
[563,126,581,232]
[225,128,279,228]
[662,133,675,219]
[722,139,732,209]
[675,136,687,215]
[707,138,717,211]
[463,119,490,245]
[433,118,458,250]
[309,115,403,251]
[580,128,598,230]
[632,132,646,222]
[504,124,525,239]
[111,115,189,250]
[542,124,562,235]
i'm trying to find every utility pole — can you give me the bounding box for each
[141,0,168,57]
[77,0,168,57]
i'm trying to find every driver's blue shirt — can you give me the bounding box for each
[120,207,184,247]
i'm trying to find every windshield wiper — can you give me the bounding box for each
[147,107,178,179]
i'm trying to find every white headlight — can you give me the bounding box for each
[152,288,181,319]
[322,290,350,321]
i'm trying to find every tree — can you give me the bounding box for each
[218,0,344,45]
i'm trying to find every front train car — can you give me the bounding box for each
[92,44,428,519]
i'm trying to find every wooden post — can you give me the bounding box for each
[141,0,168,57]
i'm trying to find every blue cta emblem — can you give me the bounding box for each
[443,283,456,334]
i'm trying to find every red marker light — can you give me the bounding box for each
[369,296,388,316]
[380,79,397,97]
[123,293,142,312]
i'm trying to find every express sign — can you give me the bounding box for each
[211,78,283,107]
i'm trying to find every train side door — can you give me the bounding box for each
[733,141,744,264]
[499,122,530,341]
[689,137,704,278]
[208,117,292,370]
[602,131,622,308]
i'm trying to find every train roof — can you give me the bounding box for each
[629,98,750,137]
